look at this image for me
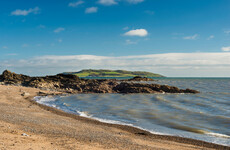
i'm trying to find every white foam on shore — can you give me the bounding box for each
[75,110,169,136]
[205,132,230,138]
[34,96,57,104]
[76,110,93,118]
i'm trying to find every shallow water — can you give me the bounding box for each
[34,78,230,146]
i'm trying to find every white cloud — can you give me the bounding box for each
[224,30,230,34]
[1,53,230,77]
[97,0,117,6]
[145,10,154,15]
[123,27,129,30]
[54,27,65,33]
[22,44,29,48]
[2,46,8,49]
[183,34,199,40]
[38,25,46,29]
[57,39,63,43]
[6,53,17,56]
[85,7,98,13]
[69,1,84,7]
[207,35,214,40]
[222,46,230,52]
[126,0,144,4]
[11,7,40,16]
[172,32,184,36]
[124,29,148,37]
[125,39,137,45]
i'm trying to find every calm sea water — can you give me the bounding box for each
[34,78,230,146]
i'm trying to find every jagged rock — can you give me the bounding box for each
[183,88,200,94]
[114,82,199,94]
[0,70,31,84]
[0,70,199,94]
[127,76,154,81]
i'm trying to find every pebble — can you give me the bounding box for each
[21,133,29,137]
[21,92,30,97]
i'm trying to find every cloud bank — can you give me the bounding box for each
[0,53,230,77]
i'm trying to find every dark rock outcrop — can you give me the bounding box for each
[126,76,155,81]
[0,70,31,84]
[113,82,198,94]
[0,70,199,94]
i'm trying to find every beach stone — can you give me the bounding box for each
[21,92,30,97]
[21,133,29,136]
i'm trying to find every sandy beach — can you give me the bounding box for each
[0,84,229,150]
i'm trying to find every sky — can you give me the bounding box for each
[0,0,230,77]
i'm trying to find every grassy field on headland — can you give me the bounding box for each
[64,69,164,77]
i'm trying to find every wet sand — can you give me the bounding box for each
[0,84,229,150]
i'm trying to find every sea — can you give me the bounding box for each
[34,77,230,146]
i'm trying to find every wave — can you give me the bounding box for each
[33,95,230,146]
[205,132,230,138]
[34,96,57,104]
[34,96,170,136]
[67,106,230,139]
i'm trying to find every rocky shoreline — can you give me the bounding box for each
[0,70,199,94]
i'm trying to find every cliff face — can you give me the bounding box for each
[0,70,199,94]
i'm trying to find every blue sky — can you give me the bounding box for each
[0,0,230,76]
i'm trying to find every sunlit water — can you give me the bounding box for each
[34,78,230,146]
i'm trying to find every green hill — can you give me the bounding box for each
[63,69,164,77]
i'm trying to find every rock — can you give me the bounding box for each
[128,76,154,81]
[114,82,199,94]
[183,88,200,94]
[0,70,199,94]
[21,133,29,136]
[1,70,31,84]
[38,91,48,96]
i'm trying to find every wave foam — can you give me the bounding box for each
[76,110,169,136]
[205,132,230,138]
